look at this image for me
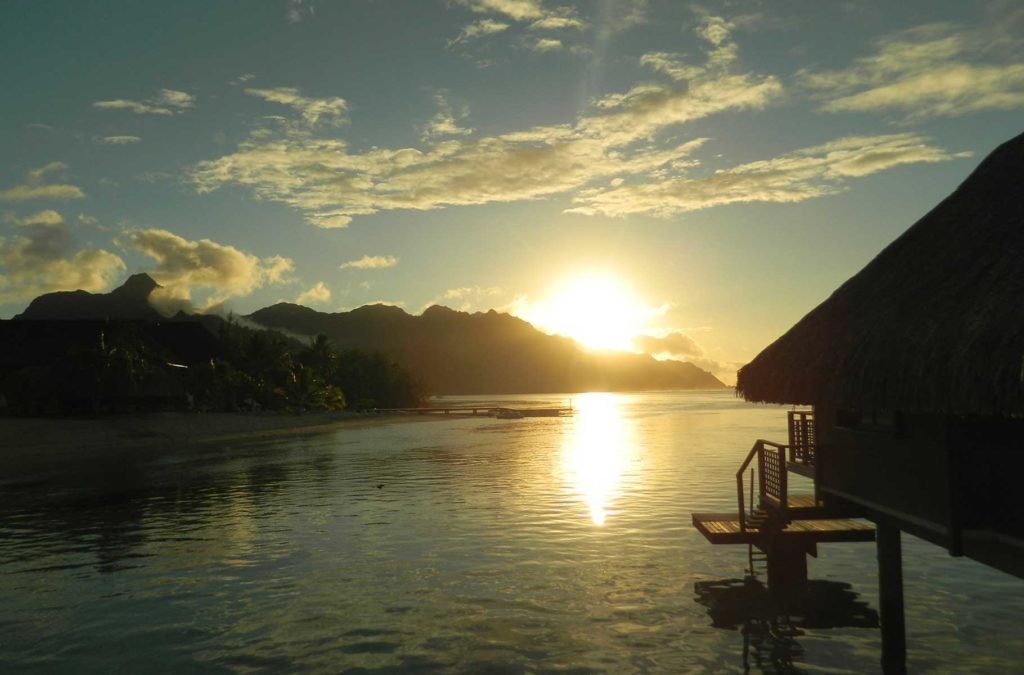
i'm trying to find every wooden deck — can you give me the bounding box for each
[787,460,815,479]
[692,511,875,546]
[763,493,819,509]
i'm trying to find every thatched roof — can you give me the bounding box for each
[737,131,1024,417]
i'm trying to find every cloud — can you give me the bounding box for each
[454,0,544,21]
[634,330,737,382]
[424,285,503,311]
[597,0,648,35]
[190,17,783,227]
[634,332,703,359]
[531,37,563,52]
[230,73,256,86]
[448,18,510,47]
[451,0,587,45]
[97,135,142,145]
[116,228,295,307]
[529,12,585,31]
[339,254,398,270]
[94,89,195,115]
[286,0,312,23]
[246,87,348,127]
[0,162,85,202]
[296,281,331,305]
[639,53,705,82]
[10,209,65,227]
[567,133,970,218]
[0,212,125,303]
[799,23,1024,119]
[421,94,474,141]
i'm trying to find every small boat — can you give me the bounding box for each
[494,408,523,419]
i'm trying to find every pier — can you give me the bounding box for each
[371,405,574,418]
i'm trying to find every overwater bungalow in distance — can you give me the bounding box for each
[695,130,1024,673]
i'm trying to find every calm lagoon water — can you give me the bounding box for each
[1,391,1022,673]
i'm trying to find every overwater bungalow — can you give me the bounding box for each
[694,130,1024,673]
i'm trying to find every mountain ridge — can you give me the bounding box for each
[246,301,726,395]
[9,276,727,395]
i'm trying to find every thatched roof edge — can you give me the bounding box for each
[736,131,1024,417]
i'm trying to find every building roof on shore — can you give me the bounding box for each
[737,131,1024,417]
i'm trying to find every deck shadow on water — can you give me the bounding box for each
[694,577,878,673]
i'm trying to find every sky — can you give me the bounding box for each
[2,0,1023,384]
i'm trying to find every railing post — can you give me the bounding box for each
[779,444,788,517]
[737,473,746,532]
[788,411,795,462]
[756,441,766,504]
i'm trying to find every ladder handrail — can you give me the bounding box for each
[735,440,762,532]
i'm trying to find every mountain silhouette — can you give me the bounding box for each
[14,273,167,321]
[9,275,726,394]
[247,302,726,395]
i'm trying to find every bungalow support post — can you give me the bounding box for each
[877,522,906,674]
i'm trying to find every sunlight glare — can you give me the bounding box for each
[561,392,632,526]
[526,274,650,351]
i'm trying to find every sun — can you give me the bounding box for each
[526,273,648,351]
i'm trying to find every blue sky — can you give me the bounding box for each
[2,0,1023,382]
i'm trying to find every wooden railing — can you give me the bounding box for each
[759,440,788,511]
[736,440,790,532]
[736,442,760,532]
[787,410,815,466]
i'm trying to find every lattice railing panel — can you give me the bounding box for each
[788,410,816,465]
[760,443,784,500]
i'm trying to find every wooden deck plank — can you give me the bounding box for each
[693,512,874,546]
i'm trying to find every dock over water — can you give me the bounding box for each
[693,512,875,546]
[373,406,574,418]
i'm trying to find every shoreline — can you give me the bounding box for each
[0,410,437,458]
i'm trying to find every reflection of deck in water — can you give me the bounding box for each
[694,576,879,672]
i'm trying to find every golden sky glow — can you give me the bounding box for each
[3,2,1022,385]
[514,273,663,352]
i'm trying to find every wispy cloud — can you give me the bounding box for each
[116,228,294,308]
[423,285,503,311]
[7,209,66,227]
[447,18,510,48]
[286,0,313,23]
[799,22,1024,119]
[246,87,348,127]
[529,13,584,31]
[94,89,195,115]
[339,254,398,270]
[97,135,142,145]
[190,17,783,227]
[530,37,563,52]
[450,0,586,50]
[634,332,703,359]
[567,133,970,218]
[0,210,124,303]
[0,162,85,202]
[454,0,544,21]
[421,94,474,141]
[296,281,331,305]
[634,330,734,383]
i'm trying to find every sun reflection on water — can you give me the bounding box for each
[561,392,634,526]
